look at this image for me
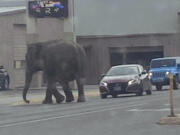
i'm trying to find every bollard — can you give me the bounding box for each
[169,74,176,117]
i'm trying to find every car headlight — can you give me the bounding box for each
[100,82,108,87]
[128,79,139,86]
[165,71,170,76]
[148,72,153,79]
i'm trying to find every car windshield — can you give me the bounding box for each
[151,59,176,68]
[106,66,139,76]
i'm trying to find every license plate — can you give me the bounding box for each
[113,86,121,91]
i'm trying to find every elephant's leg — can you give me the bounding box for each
[47,79,65,104]
[42,88,53,104]
[53,88,65,104]
[62,82,74,103]
[76,78,85,102]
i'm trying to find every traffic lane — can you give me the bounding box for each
[0,87,174,125]
[0,88,178,124]
[1,90,180,135]
[0,99,180,135]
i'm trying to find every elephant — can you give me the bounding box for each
[23,40,86,104]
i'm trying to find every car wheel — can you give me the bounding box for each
[146,90,152,95]
[2,78,9,90]
[136,87,143,96]
[156,85,162,91]
[173,76,179,90]
[112,93,117,98]
[100,94,107,99]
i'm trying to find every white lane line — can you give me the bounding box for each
[0,103,145,128]
[127,108,180,112]
[0,91,179,128]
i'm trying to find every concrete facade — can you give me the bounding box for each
[74,0,180,36]
[77,34,180,84]
[74,0,180,84]
[0,9,26,88]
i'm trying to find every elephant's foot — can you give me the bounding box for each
[56,94,65,104]
[65,92,75,103]
[42,99,53,104]
[66,96,74,102]
[77,95,86,102]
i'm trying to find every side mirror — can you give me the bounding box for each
[142,70,147,74]
[99,74,106,82]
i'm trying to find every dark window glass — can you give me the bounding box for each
[151,59,176,68]
[106,66,139,76]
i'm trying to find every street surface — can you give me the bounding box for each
[0,86,180,135]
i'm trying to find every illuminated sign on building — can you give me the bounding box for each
[28,0,68,18]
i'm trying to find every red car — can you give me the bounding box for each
[99,64,152,99]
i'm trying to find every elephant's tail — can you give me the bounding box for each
[23,70,32,104]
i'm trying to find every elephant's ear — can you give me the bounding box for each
[35,43,43,58]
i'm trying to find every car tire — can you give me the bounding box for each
[136,87,143,96]
[2,78,9,90]
[100,94,107,99]
[173,75,179,90]
[112,93,117,98]
[146,90,152,95]
[156,85,162,91]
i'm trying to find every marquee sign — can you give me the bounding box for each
[28,0,68,18]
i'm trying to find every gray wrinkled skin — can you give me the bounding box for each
[23,40,86,104]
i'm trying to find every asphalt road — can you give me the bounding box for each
[0,87,180,135]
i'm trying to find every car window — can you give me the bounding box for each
[151,59,176,68]
[106,66,139,76]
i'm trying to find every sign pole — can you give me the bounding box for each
[169,74,176,117]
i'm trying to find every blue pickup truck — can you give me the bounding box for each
[149,57,180,90]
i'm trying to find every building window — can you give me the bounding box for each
[14,60,26,69]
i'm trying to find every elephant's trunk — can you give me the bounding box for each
[23,71,33,104]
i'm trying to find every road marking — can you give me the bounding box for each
[0,103,145,128]
[127,108,180,112]
[1,89,180,128]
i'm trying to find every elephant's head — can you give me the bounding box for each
[23,43,44,103]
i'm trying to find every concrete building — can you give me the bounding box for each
[0,7,26,88]
[74,0,180,84]
[1,0,180,88]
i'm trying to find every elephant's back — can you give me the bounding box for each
[43,41,81,80]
